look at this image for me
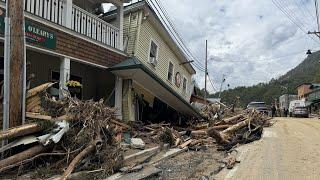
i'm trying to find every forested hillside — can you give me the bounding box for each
[210,50,320,107]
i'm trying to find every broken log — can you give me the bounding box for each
[26,112,72,122]
[27,83,55,99]
[216,114,243,125]
[26,95,41,112]
[212,125,232,130]
[207,128,230,144]
[0,123,42,140]
[174,138,181,147]
[191,130,207,136]
[222,118,251,135]
[0,144,48,172]
[60,137,102,180]
[110,119,130,129]
[179,139,193,149]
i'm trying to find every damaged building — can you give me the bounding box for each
[0,0,200,128]
[104,1,200,123]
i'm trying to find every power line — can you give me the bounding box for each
[147,1,203,69]
[272,0,320,45]
[280,0,309,30]
[210,48,318,63]
[207,74,218,92]
[155,0,205,66]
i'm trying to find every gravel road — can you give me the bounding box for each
[216,117,320,180]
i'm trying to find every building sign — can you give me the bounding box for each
[0,8,56,50]
[0,9,5,35]
[25,21,56,49]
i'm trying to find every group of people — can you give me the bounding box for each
[270,105,289,117]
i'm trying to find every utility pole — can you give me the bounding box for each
[204,40,208,104]
[308,0,320,39]
[3,0,26,129]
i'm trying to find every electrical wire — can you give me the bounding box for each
[207,74,218,92]
[210,48,319,63]
[154,0,206,68]
[146,0,206,70]
[272,0,320,45]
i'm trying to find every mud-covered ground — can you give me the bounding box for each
[155,146,225,179]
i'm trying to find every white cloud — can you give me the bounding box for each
[159,0,320,93]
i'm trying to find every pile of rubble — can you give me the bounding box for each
[0,85,273,179]
[0,83,127,179]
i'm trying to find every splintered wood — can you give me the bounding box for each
[0,83,125,179]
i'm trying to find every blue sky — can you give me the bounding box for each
[108,0,320,93]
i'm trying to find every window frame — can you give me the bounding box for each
[167,61,174,83]
[182,76,188,93]
[148,39,159,66]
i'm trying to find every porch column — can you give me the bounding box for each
[59,57,70,99]
[116,4,124,51]
[115,76,123,120]
[64,0,73,28]
[122,79,135,122]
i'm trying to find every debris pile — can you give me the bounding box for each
[0,83,127,179]
[0,83,273,179]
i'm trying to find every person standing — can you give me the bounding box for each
[271,105,276,117]
[284,108,288,117]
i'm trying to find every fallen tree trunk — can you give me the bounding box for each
[179,139,193,149]
[60,137,102,180]
[26,112,72,122]
[207,128,230,144]
[212,125,232,130]
[191,130,206,136]
[0,144,47,171]
[216,114,243,125]
[0,123,42,140]
[27,83,55,99]
[222,118,251,135]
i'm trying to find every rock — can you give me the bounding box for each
[131,138,146,149]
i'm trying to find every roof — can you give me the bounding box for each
[109,57,202,117]
[296,83,312,88]
[103,0,196,75]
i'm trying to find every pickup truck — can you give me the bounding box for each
[247,102,269,115]
[289,100,309,118]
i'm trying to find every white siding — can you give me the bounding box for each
[135,19,193,101]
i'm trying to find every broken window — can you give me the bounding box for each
[149,41,158,65]
[168,62,174,82]
[183,77,187,93]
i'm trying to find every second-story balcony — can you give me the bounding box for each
[0,0,125,51]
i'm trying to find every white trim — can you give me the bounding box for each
[148,38,159,66]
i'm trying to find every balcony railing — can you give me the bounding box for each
[0,0,120,50]
[72,5,119,49]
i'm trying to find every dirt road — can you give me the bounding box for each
[216,117,320,180]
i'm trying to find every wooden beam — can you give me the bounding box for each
[8,0,26,127]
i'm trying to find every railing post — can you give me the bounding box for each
[116,4,124,51]
[64,0,72,28]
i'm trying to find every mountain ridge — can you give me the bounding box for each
[210,50,320,107]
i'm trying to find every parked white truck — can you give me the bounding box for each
[289,100,309,118]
